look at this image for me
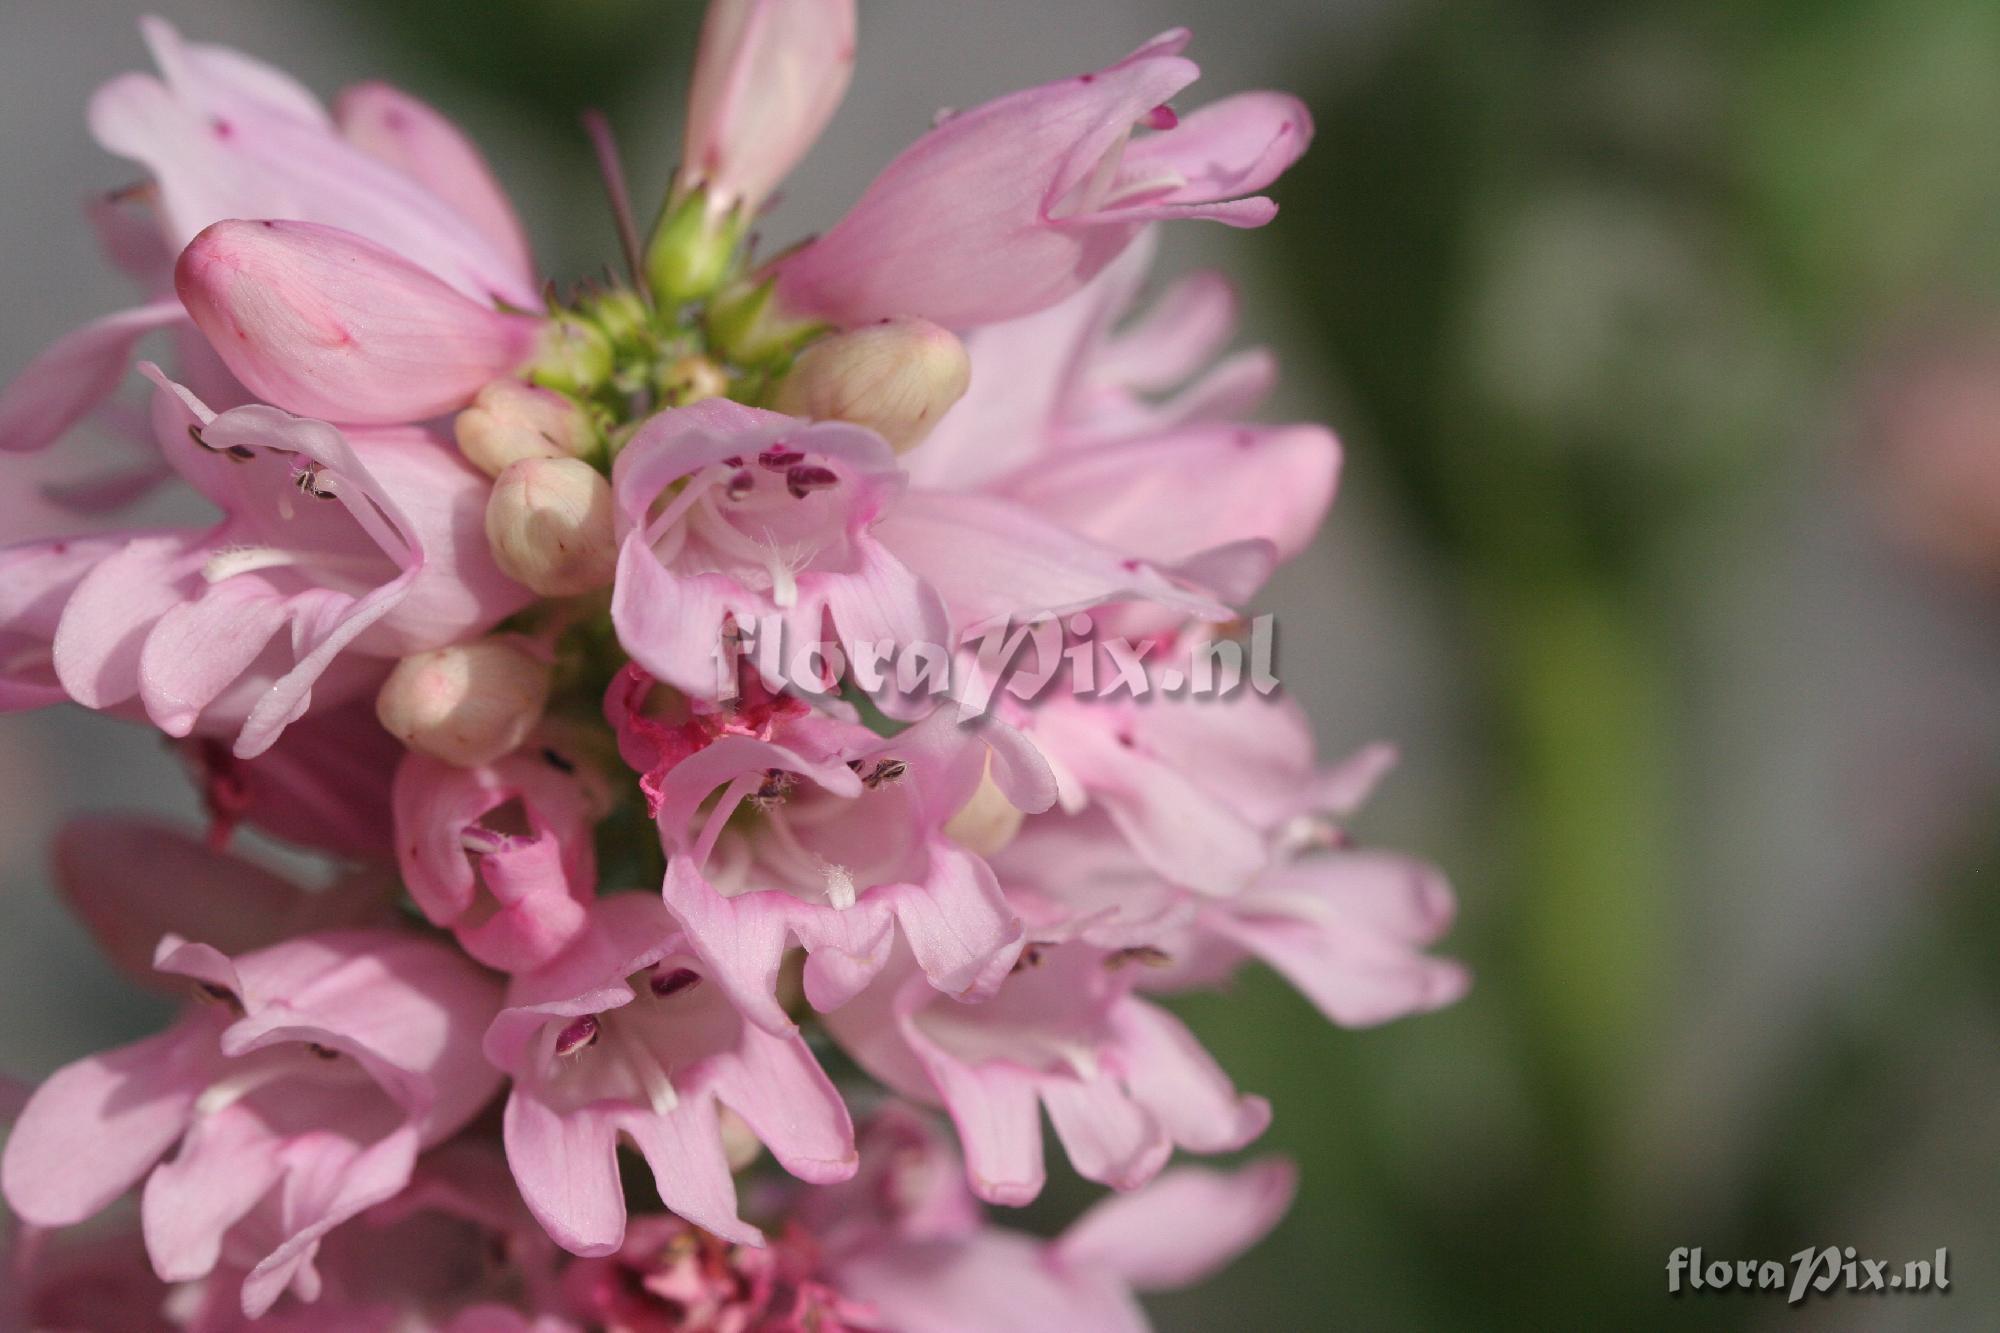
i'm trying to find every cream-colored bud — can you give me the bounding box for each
[454,379,593,477]
[485,457,618,597]
[943,760,1025,857]
[772,316,971,452]
[658,354,731,407]
[376,638,552,768]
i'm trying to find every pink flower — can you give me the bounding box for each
[897,231,1339,615]
[651,704,1057,1033]
[809,1107,1295,1332]
[997,744,1471,1028]
[826,940,1269,1206]
[1,929,504,1319]
[609,398,947,701]
[10,373,528,755]
[560,1216,878,1332]
[773,31,1311,329]
[174,699,405,857]
[483,894,857,1257]
[50,815,393,989]
[679,0,857,219]
[0,17,536,455]
[394,742,611,973]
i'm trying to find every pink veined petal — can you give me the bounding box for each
[175,219,542,426]
[998,422,1340,569]
[835,1231,1150,1333]
[92,20,535,307]
[681,0,858,213]
[621,1095,762,1247]
[772,34,1201,328]
[1113,90,1313,213]
[137,575,295,737]
[1215,854,1471,1027]
[0,301,185,454]
[140,1099,284,1281]
[502,1092,627,1259]
[706,1023,857,1185]
[137,15,330,128]
[1054,1158,1297,1291]
[880,840,1022,1000]
[1089,268,1240,394]
[53,817,307,988]
[907,1045,1045,1207]
[334,81,535,282]
[610,540,764,700]
[1039,1075,1171,1191]
[0,1019,215,1227]
[238,1123,423,1318]
[51,533,204,709]
[1033,708,1269,897]
[660,856,800,1035]
[816,536,952,690]
[1109,998,1269,1153]
[876,489,1230,629]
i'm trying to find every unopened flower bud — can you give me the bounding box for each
[485,457,618,597]
[658,354,731,407]
[376,638,552,768]
[529,314,614,396]
[646,191,742,309]
[454,380,595,477]
[772,317,970,451]
[943,760,1024,857]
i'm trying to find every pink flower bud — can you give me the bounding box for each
[375,638,551,767]
[680,0,857,218]
[772,317,971,451]
[454,379,595,477]
[485,457,618,597]
[175,219,544,425]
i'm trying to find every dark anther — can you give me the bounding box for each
[750,768,796,811]
[757,445,805,470]
[650,967,702,998]
[785,465,838,498]
[1106,946,1172,970]
[541,747,577,774]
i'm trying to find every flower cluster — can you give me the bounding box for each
[0,7,1467,1330]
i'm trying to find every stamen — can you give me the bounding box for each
[1141,104,1179,130]
[725,469,755,500]
[757,446,804,470]
[785,465,838,498]
[649,967,701,998]
[580,110,648,299]
[554,1014,600,1057]
[202,545,305,583]
[1105,945,1172,970]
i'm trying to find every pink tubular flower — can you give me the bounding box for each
[803,1106,1295,1332]
[175,220,546,426]
[773,31,1312,329]
[0,17,536,455]
[679,0,857,218]
[51,815,392,989]
[609,398,947,701]
[0,929,504,1319]
[826,940,1269,1206]
[895,231,1339,617]
[12,373,529,755]
[483,894,857,1257]
[393,742,611,972]
[996,744,1471,1029]
[175,699,405,857]
[652,704,1058,1034]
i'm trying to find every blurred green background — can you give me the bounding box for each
[4,0,2000,1327]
